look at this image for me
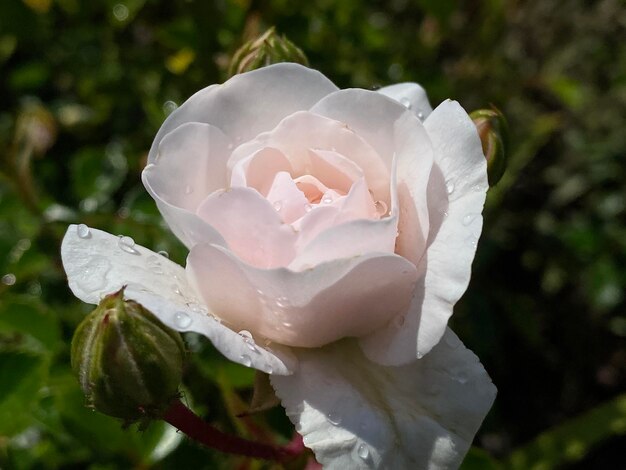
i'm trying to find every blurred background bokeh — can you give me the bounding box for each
[1,0,625,468]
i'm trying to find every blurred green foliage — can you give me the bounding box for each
[0,0,625,468]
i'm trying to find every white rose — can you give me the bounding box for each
[62,63,496,469]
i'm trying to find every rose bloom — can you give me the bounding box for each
[62,63,496,469]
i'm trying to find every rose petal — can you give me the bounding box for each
[309,89,433,257]
[271,329,496,469]
[148,64,338,164]
[360,100,488,365]
[195,187,298,269]
[61,225,296,374]
[377,83,433,121]
[142,122,232,212]
[266,171,311,224]
[307,148,364,193]
[186,243,418,348]
[291,177,378,256]
[228,111,390,207]
[230,147,293,196]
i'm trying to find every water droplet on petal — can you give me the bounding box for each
[395,315,406,327]
[446,180,455,195]
[462,213,478,226]
[417,111,425,121]
[118,236,138,254]
[275,296,290,308]
[273,201,282,211]
[374,200,388,216]
[238,330,258,352]
[327,411,342,426]
[304,203,313,213]
[465,235,478,248]
[266,364,273,374]
[76,256,111,293]
[400,97,412,109]
[240,354,252,367]
[157,250,169,258]
[76,224,90,239]
[455,370,469,384]
[174,311,192,328]
[472,184,483,192]
[184,185,194,195]
[357,443,370,460]
[322,196,333,204]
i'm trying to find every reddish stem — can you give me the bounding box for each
[163,399,298,462]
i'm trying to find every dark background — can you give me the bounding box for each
[0,0,624,468]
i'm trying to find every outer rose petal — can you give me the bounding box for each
[186,243,418,348]
[60,225,296,375]
[377,83,433,121]
[147,64,338,164]
[271,329,496,469]
[360,100,488,365]
[143,122,232,212]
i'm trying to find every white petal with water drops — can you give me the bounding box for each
[271,329,496,470]
[61,225,296,375]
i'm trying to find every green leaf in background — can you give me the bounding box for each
[505,394,626,470]
[460,446,502,470]
[0,296,62,354]
[0,351,47,437]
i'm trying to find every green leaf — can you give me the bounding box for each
[0,351,47,436]
[505,394,626,470]
[461,447,502,470]
[0,296,62,353]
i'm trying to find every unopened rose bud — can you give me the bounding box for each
[229,27,308,77]
[470,107,509,186]
[71,288,185,424]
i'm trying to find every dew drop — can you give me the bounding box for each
[322,196,333,204]
[238,330,258,352]
[472,184,483,192]
[157,250,169,258]
[417,111,425,121]
[400,97,412,109]
[455,370,469,384]
[266,364,273,374]
[273,201,282,211]
[462,213,478,226]
[304,203,313,213]
[76,224,91,239]
[2,273,16,286]
[445,180,455,195]
[240,354,252,367]
[395,315,406,327]
[357,443,370,460]
[465,235,478,248]
[118,236,138,254]
[327,411,342,426]
[174,311,192,328]
[275,296,290,308]
[184,185,194,195]
[374,200,388,216]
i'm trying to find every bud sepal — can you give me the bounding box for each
[71,288,185,425]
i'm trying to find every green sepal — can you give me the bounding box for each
[71,288,185,424]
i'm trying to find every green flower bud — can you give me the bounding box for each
[470,106,509,186]
[229,27,308,77]
[71,288,185,424]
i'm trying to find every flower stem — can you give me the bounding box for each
[162,398,298,462]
